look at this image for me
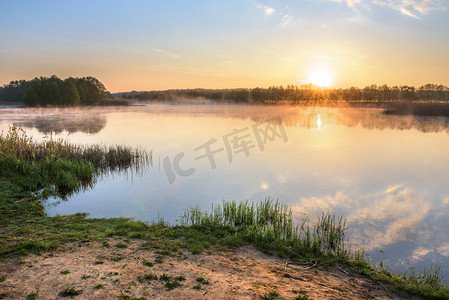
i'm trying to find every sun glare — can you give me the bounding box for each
[308,68,334,87]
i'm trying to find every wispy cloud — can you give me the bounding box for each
[254,1,297,27]
[152,48,180,59]
[281,14,294,26]
[256,2,276,16]
[400,6,419,18]
[329,0,448,18]
[328,0,362,8]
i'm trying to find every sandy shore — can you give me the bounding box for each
[0,239,423,299]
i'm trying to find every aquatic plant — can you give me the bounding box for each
[181,198,346,258]
[0,125,150,195]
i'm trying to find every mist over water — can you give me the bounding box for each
[1,103,448,279]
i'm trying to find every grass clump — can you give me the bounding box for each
[261,290,282,300]
[111,255,124,261]
[59,287,82,297]
[94,260,104,265]
[291,290,311,300]
[294,295,311,300]
[0,275,5,282]
[118,296,147,300]
[26,292,38,300]
[115,243,128,249]
[143,261,154,267]
[93,283,104,289]
[196,276,209,285]
[138,273,158,282]
[164,280,181,290]
[193,284,202,290]
[60,270,70,275]
[160,273,171,281]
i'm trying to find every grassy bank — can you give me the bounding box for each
[0,127,448,299]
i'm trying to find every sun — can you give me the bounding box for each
[308,68,334,87]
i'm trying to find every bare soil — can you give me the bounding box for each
[0,239,423,299]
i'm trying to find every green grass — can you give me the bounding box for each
[115,243,128,249]
[93,283,104,289]
[59,287,82,297]
[196,276,210,285]
[138,273,158,282]
[174,275,186,281]
[164,280,181,290]
[1,126,448,299]
[294,295,311,300]
[26,292,38,300]
[118,296,147,300]
[142,261,154,267]
[261,290,283,300]
[160,273,171,281]
[111,256,124,261]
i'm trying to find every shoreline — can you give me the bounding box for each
[0,240,423,300]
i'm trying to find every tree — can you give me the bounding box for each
[23,87,40,106]
[61,78,80,105]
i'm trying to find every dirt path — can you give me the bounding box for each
[0,239,422,299]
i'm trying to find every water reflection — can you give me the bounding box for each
[291,185,449,274]
[292,185,431,251]
[1,105,449,135]
[14,115,107,134]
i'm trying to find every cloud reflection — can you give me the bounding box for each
[292,184,431,250]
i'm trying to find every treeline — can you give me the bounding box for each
[121,83,449,103]
[0,75,110,106]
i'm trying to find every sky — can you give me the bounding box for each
[1,0,448,92]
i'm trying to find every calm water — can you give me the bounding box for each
[1,104,449,278]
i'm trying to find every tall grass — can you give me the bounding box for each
[181,198,347,258]
[0,125,151,194]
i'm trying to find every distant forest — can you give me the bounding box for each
[120,83,449,103]
[0,75,110,106]
[2,76,449,107]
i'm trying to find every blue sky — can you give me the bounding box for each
[1,0,448,91]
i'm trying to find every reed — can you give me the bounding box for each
[0,125,151,195]
[181,198,347,258]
